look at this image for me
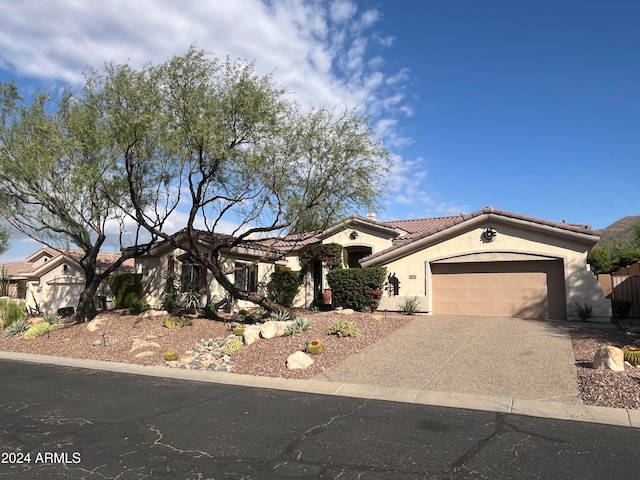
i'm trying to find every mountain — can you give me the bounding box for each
[596,215,640,251]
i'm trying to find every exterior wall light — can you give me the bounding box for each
[481,227,497,243]
[349,230,359,240]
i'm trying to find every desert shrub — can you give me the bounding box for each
[306,339,324,355]
[128,297,150,315]
[222,338,243,356]
[3,318,30,337]
[285,317,313,336]
[23,322,53,340]
[326,266,386,312]
[572,301,593,322]
[164,349,179,361]
[1,300,27,329]
[108,273,143,309]
[267,265,302,307]
[327,320,359,337]
[161,273,180,314]
[400,296,421,315]
[203,302,218,319]
[184,287,202,313]
[43,313,63,325]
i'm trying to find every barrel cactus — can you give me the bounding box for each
[306,339,324,355]
[233,326,245,336]
[623,345,640,366]
[164,349,179,361]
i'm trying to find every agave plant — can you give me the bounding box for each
[285,316,313,336]
[2,318,30,337]
[271,310,290,322]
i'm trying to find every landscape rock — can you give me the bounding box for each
[338,309,354,315]
[134,351,156,358]
[86,318,104,332]
[260,321,292,339]
[286,351,314,370]
[592,345,625,372]
[243,325,262,345]
[130,339,161,353]
[137,309,169,319]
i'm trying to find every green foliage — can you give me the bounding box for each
[306,340,324,355]
[184,287,201,314]
[23,322,53,340]
[572,301,593,322]
[43,313,63,325]
[1,299,26,328]
[162,316,192,329]
[0,265,9,297]
[2,318,29,337]
[108,274,143,309]
[161,273,180,314]
[270,310,290,322]
[618,249,640,269]
[0,224,9,257]
[327,320,359,337]
[623,345,640,366]
[285,317,313,336]
[267,265,302,307]
[299,243,344,270]
[203,302,218,319]
[326,266,387,312]
[128,297,150,315]
[164,349,179,361]
[400,296,421,315]
[588,246,613,273]
[222,338,243,356]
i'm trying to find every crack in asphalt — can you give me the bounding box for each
[451,412,568,473]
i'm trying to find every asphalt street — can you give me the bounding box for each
[1,359,639,479]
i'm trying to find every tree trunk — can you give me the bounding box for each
[71,274,103,324]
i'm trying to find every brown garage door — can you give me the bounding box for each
[431,260,566,319]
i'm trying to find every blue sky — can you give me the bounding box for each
[1,0,638,262]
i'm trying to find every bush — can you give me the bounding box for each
[400,296,421,315]
[327,320,359,337]
[222,338,243,356]
[326,267,387,312]
[108,273,143,309]
[267,266,302,307]
[1,300,27,329]
[161,273,180,314]
[128,297,150,315]
[572,301,593,322]
[203,302,218,319]
[23,322,53,340]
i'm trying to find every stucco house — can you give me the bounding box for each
[1,247,132,315]
[133,206,611,321]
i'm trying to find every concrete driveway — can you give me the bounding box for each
[314,315,582,404]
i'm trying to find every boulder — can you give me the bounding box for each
[86,318,104,332]
[286,351,314,370]
[260,321,292,339]
[243,325,262,345]
[592,345,625,372]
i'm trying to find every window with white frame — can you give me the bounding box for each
[234,262,258,292]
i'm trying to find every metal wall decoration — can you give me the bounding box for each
[386,272,400,296]
[481,227,497,243]
[349,230,359,240]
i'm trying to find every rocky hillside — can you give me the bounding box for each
[596,215,640,250]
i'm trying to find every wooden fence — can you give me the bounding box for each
[597,274,640,318]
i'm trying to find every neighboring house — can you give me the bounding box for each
[134,206,611,321]
[1,246,133,315]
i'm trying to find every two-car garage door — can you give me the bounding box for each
[431,260,566,319]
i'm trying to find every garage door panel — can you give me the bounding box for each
[431,261,565,319]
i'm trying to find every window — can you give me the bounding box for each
[180,258,200,292]
[234,262,258,292]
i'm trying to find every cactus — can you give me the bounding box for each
[327,320,359,337]
[222,338,243,356]
[162,317,175,329]
[623,345,640,366]
[164,349,179,361]
[306,340,324,355]
[233,326,245,336]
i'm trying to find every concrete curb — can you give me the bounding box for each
[2,351,638,428]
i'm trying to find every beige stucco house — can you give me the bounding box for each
[279,206,611,321]
[1,247,131,315]
[132,207,611,321]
